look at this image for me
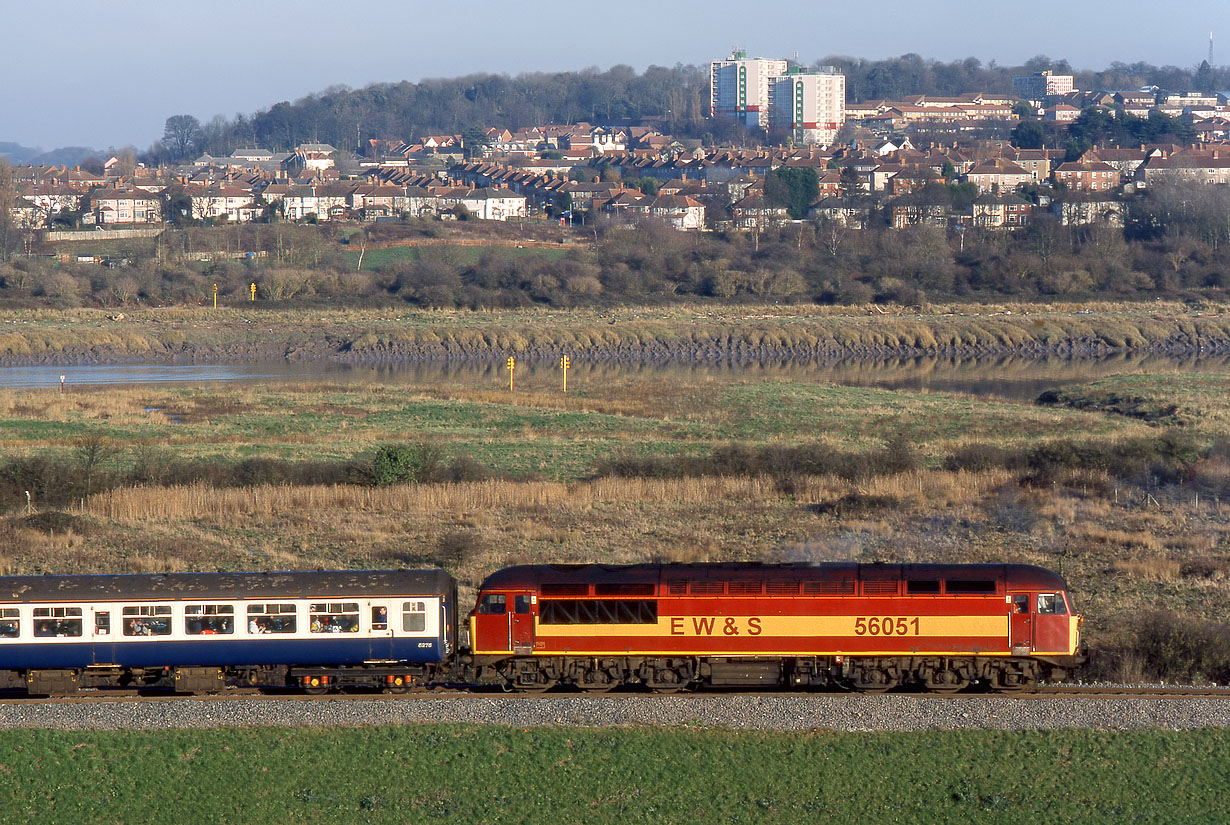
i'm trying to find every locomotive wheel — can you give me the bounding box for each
[924,670,970,694]
[519,679,559,694]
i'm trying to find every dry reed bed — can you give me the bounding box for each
[84,472,1008,523]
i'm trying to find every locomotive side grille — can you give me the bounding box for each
[728,581,763,595]
[667,579,688,595]
[690,581,725,595]
[862,580,899,595]
[766,580,799,595]
[539,599,658,625]
[803,580,855,595]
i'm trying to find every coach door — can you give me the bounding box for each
[1008,593,1033,655]
[509,593,535,655]
[92,607,115,664]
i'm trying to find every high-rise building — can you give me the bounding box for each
[768,67,846,146]
[1012,71,1075,101]
[710,50,789,128]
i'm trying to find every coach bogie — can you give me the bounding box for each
[26,669,80,697]
[174,666,226,694]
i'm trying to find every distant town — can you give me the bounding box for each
[5,50,1230,243]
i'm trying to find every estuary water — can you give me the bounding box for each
[2,351,1225,402]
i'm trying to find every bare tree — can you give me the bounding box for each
[163,115,204,161]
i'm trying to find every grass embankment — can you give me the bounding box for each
[2,368,1230,680]
[0,301,1228,361]
[0,726,1224,823]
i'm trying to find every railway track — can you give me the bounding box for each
[3,683,1228,706]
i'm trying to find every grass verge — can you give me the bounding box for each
[0,725,1224,824]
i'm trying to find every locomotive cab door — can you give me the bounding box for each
[1008,592,1033,655]
[509,593,535,655]
[472,591,535,654]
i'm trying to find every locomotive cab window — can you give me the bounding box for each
[477,594,507,615]
[310,603,359,634]
[186,604,235,635]
[122,605,172,637]
[0,608,19,638]
[906,580,940,594]
[403,601,427,633]
[34,606,83,637]
[248,603,297,634]
[514,595,531,614]
[1037,594,1067,615]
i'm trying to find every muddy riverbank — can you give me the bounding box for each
[2,303,1228,368]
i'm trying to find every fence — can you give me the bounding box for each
[45,228,164,242]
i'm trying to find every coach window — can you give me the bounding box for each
[186,605,235,635]
[95,612,110,636]
[477,594,507,615]
[248,603,297,634]
[1037,594,1067,615]
[123,605,172,636]
[0,608,19,638]
[33,606,83,637]
[309,603,359,634]
[403,601,427,633]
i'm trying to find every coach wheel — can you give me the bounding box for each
[383,674,410,695]
[302,674,331,695]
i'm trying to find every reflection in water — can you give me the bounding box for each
[1,351,1226,402]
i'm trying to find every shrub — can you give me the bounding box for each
[1130,610,1230,684]
[370,442,447,485]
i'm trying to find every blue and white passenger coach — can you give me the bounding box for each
[0,570,457,695]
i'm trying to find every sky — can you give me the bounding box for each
[1,0,1227,151]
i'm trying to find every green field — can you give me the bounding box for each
[0,725,1222,824]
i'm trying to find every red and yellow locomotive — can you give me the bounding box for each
[469,562,1083,692]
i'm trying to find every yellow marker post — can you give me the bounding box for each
[213,283,218,309]
[506,356,515,391]
[560,355,570,392]
[250,282,257,301]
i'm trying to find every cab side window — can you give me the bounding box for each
[1012,595,1030,614]
[1037,594,1066,615]
[514,595,531,615]
[478,594,507,615]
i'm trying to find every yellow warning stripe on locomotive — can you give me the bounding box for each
[537,614,1009,639]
